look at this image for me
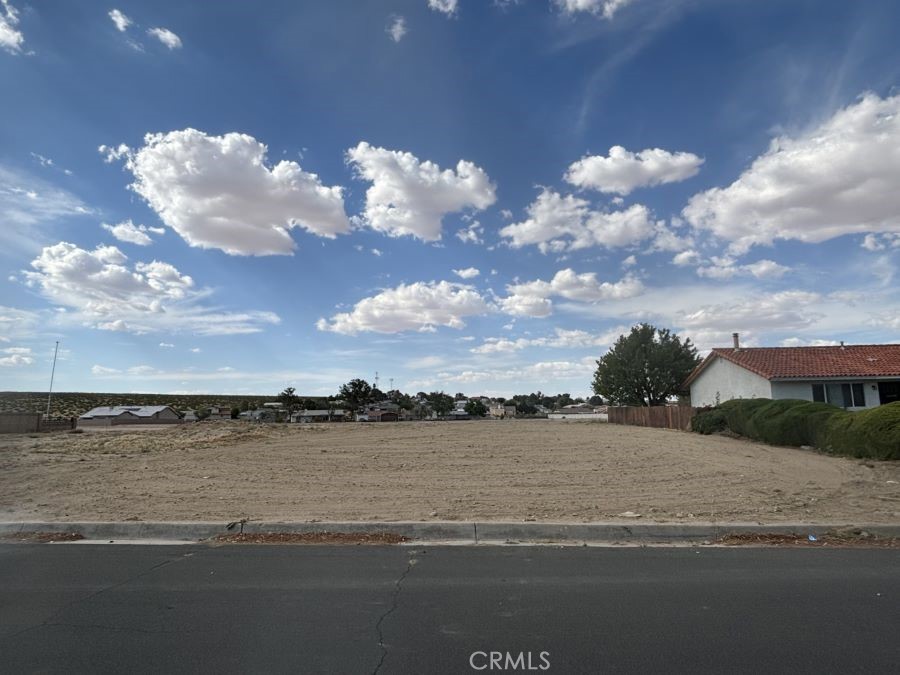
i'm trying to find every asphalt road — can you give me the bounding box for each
[0,544,898,674]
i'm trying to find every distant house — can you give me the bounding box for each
[239,408,279,422]
[489,404,517,418]
[78,405,182,427]
[684,336,900,409]
[206,406,232,421]
[291,409,347,423]
[360,409,399,422]
[548,404,608,421]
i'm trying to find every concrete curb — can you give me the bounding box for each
[2,521,899,544]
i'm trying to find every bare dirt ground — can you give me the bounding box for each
[1,420,898,523]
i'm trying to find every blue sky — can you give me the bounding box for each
[2,0,900,397]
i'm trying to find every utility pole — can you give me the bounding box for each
[46,340,59,419]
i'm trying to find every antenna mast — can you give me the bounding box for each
[46,340,59,419]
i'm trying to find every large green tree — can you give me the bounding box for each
[592,324,700,406]
[428,391,455,418]
[464,399,488,417]
[338,379,374,413]
[277,387,300,418]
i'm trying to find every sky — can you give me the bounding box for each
[1,0,900,398]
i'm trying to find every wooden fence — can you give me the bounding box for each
[607,406,699,431]
[0,413,76,434]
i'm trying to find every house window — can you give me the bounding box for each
[811,383,866,408]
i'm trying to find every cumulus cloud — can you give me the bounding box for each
[108,9,132,32]
[0,346,33,367]
[0,0,24,54]
[500,189,673,253]
[861,233,900,251]
[347,142,496,242]
[683,93,900,254]
[386,15,407,42]
[500,268,644,317]
[106,129,350,255]
[102,220,164,246]
[453,267,480,279]
[317,281,490,335]
[428,0,458,15]
[565,145,703,195]
[147,27,182,49]
[554,0,634,19]
[22,242,280,335]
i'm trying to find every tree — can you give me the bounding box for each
[588,395,604,406]
[277,387,301,419]
[464,399,488,417]
[428,391,455,418]
[592,324,700,406]
[339,379,373,413]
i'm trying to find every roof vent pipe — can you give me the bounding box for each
[840,340,845,350]
[732,332,740,351]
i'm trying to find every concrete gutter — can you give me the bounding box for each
[2,521,899,544]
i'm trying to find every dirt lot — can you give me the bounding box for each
[1,420,898,523]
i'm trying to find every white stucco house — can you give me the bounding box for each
[684,336,900,410]
[78,405,182,426]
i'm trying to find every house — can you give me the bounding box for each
[238,408,279,422]
[78,405,182,427]
[548,404,608,421]
[291,409,347,423]
[361,409,399,422]
[684,335,900,409]
[206,406,232,421]
[489,403,517,418]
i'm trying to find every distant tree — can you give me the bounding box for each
[495,396,506,404]
[464,399,488,417]
[588,395,604,406]
[556,393,573,408]
[196,407,211,421]
[592,324,700,406]
[240,400,251,412]
[454,392,467,401]
[277,387,301,418]
[517,402,537,415]
[339,379,374,413]
[428,391,455,418]
[301,398,319,410]
[230,407,240,419]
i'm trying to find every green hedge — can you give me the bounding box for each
[692,398,900,460]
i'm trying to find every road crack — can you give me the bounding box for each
[372,554,418,675]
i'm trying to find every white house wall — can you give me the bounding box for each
[690,357,772,407]
[771,380,883,409]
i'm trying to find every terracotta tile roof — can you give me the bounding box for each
[683,345,900,387]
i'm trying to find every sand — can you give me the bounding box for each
[1,420,898,523]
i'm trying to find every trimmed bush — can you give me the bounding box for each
[692,407,728,434]
[692,398,900,460]
[822,402,900,460]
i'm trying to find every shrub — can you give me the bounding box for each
[692,398,900,460]
[691,407,728,434]
[822,402,900,460]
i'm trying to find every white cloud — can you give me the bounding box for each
[684,93,900,254]
[317,281,490,335]
[428,0,458,15]
[696,258,790,280]
[554,0,634,20]
[23,242,281,335]
[0,346,33,367]
[371,248,383,257]
[678,291,823,340]
[346,142,496,242]
[500,268,644,317]
[621,254,636,268]
[0,0,24,54]
[159,342,174,348]
[471,327,624,353]
[453,267,480,279]
[565,145,703,196]
[1,165,90,241]
[387,15,407,42]
[147,27,182,49]
[108,9,132,32]
[779,337,841,347]
[456,220,484,245]
[91,365,121,376]
[499,188,663,253]
[102,220,164,246]
[0,306,38,341]
[861,233,900,251]
[190,347,201,353]
[409,357,598,390]
[672,249,701,266]
[109,129,350,255]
